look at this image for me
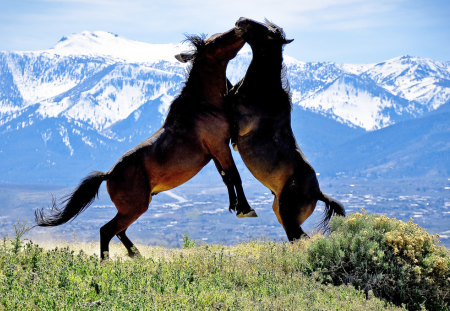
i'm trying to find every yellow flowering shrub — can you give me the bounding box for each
[305,211,449,311]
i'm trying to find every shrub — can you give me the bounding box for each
[305,211,450,310]
[182,234,196,249]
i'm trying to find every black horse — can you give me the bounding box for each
[228,18,345,241]
[35,28,256,260]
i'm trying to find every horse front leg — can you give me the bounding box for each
[213,158,238,212]
[227,164,257,217]
[210,146,257,218]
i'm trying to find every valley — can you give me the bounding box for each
[0,174,448,248]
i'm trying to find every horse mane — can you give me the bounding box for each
[179,34,207,80]
[184,34,207,52]
[263,19,292,110]
[182,34,207,65]
[281,63,292,110]
[165,34,209,125]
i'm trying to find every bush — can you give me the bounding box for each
[305,211,450,310]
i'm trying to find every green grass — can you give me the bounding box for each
[0,214,448,310]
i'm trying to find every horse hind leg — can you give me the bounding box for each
[101,179,151,260]
[100,213,122,260]
[278,179,317,241]
[278,199,313,241]
[100,213,139,260]
[117,229,141,258]
[100,206,148,260]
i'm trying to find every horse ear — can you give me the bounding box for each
[284,39,294,44]
[175,53,195,63]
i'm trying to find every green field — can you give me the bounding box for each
[0,213,448,310]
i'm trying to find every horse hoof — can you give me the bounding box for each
[237,210,258,218]
[229,203,238,213]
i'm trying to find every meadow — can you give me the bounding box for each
[0,213,448,311]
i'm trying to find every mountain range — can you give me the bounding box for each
[0,31,449,184]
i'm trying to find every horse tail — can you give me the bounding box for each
[35,171,109,227]
[317,191,345,232]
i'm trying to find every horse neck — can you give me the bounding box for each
[245,48,284,89]
[241,47,292,115]
[184,62,228,105]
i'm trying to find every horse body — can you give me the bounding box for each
[229,18,345,240]
[231,94,300,195]
[36,28,256,259]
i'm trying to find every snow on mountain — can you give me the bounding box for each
[0,32,192,132]
[2,52,110,109]
[227,44,253,84]
[288,61,344,104]
[41,31,188,64]
[0,54,24,117]
[37,63,183,130]
[363,55,450,110]
[297,73,418,130]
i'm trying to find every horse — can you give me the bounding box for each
[228,17,345,241]
[35,28,257,260]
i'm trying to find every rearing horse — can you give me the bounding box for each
[228,18,345,241]
[35,28,256,259]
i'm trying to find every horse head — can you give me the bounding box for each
[175,28,245,65]
[235,17,293,50]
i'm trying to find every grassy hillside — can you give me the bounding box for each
[0,213,448,310]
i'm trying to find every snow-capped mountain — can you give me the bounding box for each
[1,32,189,131]
[50,31,185,63]
[363,56,450,110]
[2,31,449,131]
[0,31,449,183]
[287,57,449,130]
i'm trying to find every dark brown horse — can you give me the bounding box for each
[228,18,345,241]
[35,28,256,260]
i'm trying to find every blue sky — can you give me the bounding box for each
[0,0,448,63]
